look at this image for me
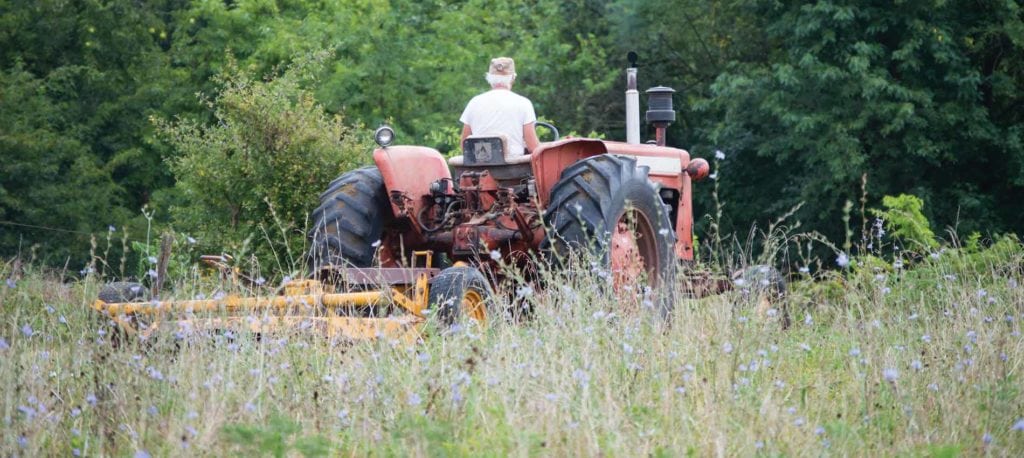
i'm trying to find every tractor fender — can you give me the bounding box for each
[530,138,608,208]
[373,146,451,225]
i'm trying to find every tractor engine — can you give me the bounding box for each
[420,155,545,266]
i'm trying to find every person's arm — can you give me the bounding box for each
[523,122,540,154]
[460,124,472,148]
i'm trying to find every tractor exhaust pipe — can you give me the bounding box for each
[625,52,640,144]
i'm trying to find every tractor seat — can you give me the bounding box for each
[448,135,533,186]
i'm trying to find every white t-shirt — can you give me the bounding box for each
[459,89,537,157]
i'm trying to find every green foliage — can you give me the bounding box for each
[156,51,368,268]
[964,232,984,253]
[222,413,331,457]
[0,0,193,264]
[129,232,202,282]
[871,194,939,252]
[921,444,962,458]
[700,0,1024,241]
[0,64,127,262]
[3,0,1024,267]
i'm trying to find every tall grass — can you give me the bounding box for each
[1,235,1023,456]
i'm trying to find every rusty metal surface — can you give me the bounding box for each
[373,145,450,233]
[676,171,695,261]
[366,133,713,284]
[686,158,710,181]
[530,139,608,208]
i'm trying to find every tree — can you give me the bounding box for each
[156,51,368,268]
[0,0,194,264]
[700,0,1024,240]
[0,64,126,262]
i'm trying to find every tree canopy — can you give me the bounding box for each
[1,0,1021,267]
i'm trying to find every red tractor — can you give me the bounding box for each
[307,63,715,326]
[94,59,760,342]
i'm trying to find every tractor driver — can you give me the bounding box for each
[459,57,541,157]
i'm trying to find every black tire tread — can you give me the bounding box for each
[543,154,677,317]
[545,155,675,252]
[308,166,389,269]
[427,266,494,325]
[98,282,148,303]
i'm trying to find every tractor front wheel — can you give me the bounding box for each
[427,266,493,327]
[544,154,677,318]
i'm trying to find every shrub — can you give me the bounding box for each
[871,194,939,253]
[155,51,369,269]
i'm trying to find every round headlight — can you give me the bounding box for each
[374,125,395,147]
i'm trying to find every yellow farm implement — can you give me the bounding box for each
[92,251,492,342]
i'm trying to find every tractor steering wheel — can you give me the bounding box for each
[535,121,560,142]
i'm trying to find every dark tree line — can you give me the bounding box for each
[1,0,1021,267]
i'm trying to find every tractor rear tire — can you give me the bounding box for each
[308,166,390,270]
[544,154,677,318]
[428,266,493,327]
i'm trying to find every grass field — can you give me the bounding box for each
[2,237,1023,456]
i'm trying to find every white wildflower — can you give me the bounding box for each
[883,368,899,382]
[836,252,850,268]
